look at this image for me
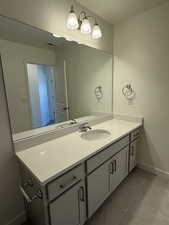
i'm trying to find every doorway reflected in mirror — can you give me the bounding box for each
[26,63,69,129]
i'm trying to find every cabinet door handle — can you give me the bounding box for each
[131,146,134,156]
[114,160,117,172]
[59,176,77,189]
[79,186,85,202]
[109,162,114,174]
[109,160,116,174]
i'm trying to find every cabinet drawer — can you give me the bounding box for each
[131,129,140,142]
[47,164,84,201]
[87,135,129,174]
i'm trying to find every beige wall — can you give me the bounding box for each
[0,60,25,225]
[0,39,57,133]
[0,0,113,53]
[113,2,169,174]
[63,44,112,119]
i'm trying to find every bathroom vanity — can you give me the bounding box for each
[0,16,142,225]
[16,119,141,225]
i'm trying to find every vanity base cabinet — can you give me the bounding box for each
[87,159,111,217]
[49,181,86,225]
[87,146,129,218]
[109,147,129,193]
[19,129,141,225]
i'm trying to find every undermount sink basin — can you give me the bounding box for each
[81,129,111,141]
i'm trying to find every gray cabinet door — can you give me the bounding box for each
[87,159,112,217]
[110,147,129,193]
[49,181,86,225]
[129,139,138,172]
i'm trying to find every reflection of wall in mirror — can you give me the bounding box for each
[63,45,112,119]
[0,39,64,133]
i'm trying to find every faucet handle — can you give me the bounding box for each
[79,122,88,128]
[70,119,77,124]
[79,122,92,132]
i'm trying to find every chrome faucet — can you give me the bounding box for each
[79,122,92,132]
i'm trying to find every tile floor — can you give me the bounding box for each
[23,168,169,225]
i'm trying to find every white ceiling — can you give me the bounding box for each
[77,0,169,24]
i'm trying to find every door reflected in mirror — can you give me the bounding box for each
[0,15,112,137]
[26,63,69,129]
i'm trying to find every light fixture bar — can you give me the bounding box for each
[66,5,102,39]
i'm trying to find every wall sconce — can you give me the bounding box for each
[66,5,102,39]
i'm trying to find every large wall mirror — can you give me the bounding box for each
[0,16,112,138]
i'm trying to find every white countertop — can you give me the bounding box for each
[16,119,142,185]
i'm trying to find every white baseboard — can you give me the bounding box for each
[5,211,26,225]
[137,162,169,179]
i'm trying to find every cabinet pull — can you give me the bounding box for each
[130,146,134,156]
[114,160,117,172]
[109,162,114,174]
[79,186,85,202]
[109,160,116,174]
[59,176,77,189]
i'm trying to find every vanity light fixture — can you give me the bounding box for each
[66,5,102,39]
